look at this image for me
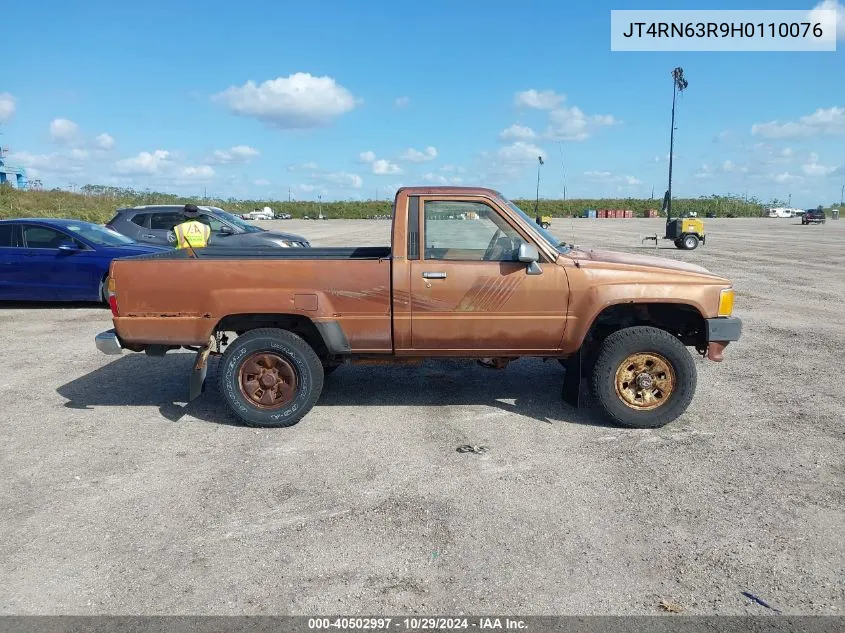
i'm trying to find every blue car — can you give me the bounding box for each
[0,218,168,303]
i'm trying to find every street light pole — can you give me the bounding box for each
[534,155,544,221]
[666,66,688,221]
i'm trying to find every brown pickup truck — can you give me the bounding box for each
[95,186,741,429]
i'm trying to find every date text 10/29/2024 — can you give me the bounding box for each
[308,618,527,631]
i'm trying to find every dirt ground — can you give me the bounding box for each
[0,217,842,615]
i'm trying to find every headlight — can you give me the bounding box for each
[718,287,735,317]
[277,241,291,248]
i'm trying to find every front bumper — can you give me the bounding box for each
[95,329,124,355]
[704,316,742,362]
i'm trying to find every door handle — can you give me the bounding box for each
[422,272,446,279]
[142,234,155,239]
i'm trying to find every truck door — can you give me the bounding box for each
[408,197,568,352]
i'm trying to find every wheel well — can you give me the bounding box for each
[584,303,706,352]
[214,313,328,357]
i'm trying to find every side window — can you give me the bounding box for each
[0,224,22,247]
[149,213,180,230]
[197,214,224,232]
[22,226,72,249]
[130,213,148,227]
[424,200,523,261]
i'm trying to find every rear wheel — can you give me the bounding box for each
[590,326,696,428]
[683,234,699,250]
[541,222,550,229]
[217,328,324,427]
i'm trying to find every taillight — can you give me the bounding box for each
[107,277,119,317]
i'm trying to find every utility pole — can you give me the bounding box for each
[840,184,843,206]
[666,66,688,220]
[534,155,544,220]
[788,192,792,206]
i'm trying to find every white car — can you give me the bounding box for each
[245,207,275,220]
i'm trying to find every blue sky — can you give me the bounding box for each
[1,0,843,207]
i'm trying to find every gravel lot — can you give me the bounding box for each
[1,217,842,615]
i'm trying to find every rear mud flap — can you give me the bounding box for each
[188,338,214,402]
[561,348,582,408]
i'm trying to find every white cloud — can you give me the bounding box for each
[180,165,216,180]
[115,150,171,175]
[751,106,845,138]
[70,148,89,161]
[209,144,260,164]
[583,170,641,186]
[771,171,803,184]
[544,106,617,141]
[358,150,376,163]
[6,150,85,175]
[515,89,565,110]
[422,172,463,185]
[499,124,537,141]
[439,164,466,174]
[808,1,845,41]
[253,178,271,186]
[286,161,319,171]
[495,141,547,164]
[372,159,402,175]
[802,161,836,176]
[399,146,437,162]
[322,171,363,188]
[0,92,16,123]
[49,118,79,144]
[94,133,115,150]
[394,96,411,108]
[213,72,359,129]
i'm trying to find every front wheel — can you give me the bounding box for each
[590,326,697,428]
[217,328,324,427]
[682,234,699,250]
[541,222,550,229]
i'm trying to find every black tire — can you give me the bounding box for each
[217,328,324,427]
[674,239,685,249]
[99,275,109,305]
[682,234,699,250]
[541,222,550,229]
[590,326,696,429]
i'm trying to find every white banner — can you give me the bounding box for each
[610,9,837,51]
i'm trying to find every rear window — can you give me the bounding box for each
[130,213,148,227]
[149,212,179,230]
[0,224,22,247]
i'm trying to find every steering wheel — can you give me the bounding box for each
[482,229,504,260]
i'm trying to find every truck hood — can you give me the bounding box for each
[568,247,712,275]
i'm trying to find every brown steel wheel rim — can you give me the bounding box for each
[238,352,298,409]
[614,352,676,411]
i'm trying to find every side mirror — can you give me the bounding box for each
[219,225,235,235]
[57,241,79,252]
[517,242,542,275]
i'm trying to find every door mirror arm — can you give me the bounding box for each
[517,242,543,275]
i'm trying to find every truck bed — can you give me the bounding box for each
[109,246,393,351]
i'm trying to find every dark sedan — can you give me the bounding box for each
[0,218,168,303]
[105,205,310,248]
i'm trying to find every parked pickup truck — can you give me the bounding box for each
[95,186,742,429]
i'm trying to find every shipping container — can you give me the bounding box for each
[586,209,597,218]
[624,209,633,218]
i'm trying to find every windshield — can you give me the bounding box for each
[496,195,571,253]
[65,223,136,246]
[215,209,263,233]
